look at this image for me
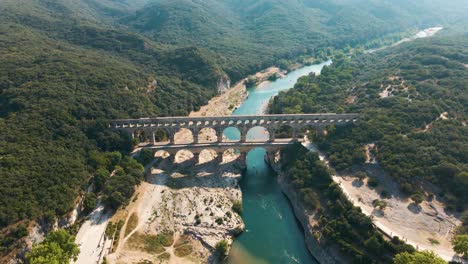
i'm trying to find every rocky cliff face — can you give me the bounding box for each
[266,157,343,264]
[217,75,231,93]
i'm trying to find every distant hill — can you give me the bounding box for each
[119,0,468,80]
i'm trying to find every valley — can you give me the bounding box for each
[1,0,468,264]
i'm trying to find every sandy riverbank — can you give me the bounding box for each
[190,67,285,117]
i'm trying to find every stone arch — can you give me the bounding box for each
[222,127,241,142]
[246,126,269,142]
[133,129,150,144]
[223,148,241,163]
[174,149,194,163]
[297,125,318,142]
[153,150,171,163]
[199,149,222,164]
[197,127,217,143]
[274,125,294,140]
[153,128,170,145]
[173,128,194,144]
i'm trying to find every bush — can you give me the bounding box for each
[26,230,79,264]
[367,178,379,188]
[411,192,424,204]
[82,193,97,214]
[232,200,242,215]
[215,240,229,256]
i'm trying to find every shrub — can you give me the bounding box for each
[232,200,242,215]
[215,240,229,256]
[367,177,379,188]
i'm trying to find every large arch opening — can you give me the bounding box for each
[223,148,240,163]
[223,127,241,142]
[154,150,170,159]
[274,125,293,140]
[174,149,194,163]
[246,126,269,142]
[133,129,149,144]
[153,128,170,145]
[198,127,217,143]
[174,128,194,144]
[297,125,317,142]
[199,149,221,164]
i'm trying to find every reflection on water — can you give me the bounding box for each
[224,62,330,264]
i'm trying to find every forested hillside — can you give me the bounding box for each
[270,36,468,211]
[0,0,224,257]
[119,0,468,80]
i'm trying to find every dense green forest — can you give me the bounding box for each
[270,36,468,212]
[282,145,415,263]
[0,0,223,258]
[118,0,468,80]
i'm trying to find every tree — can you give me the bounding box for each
[82,193,97,214]
[455,172,468,188]
[393,250,445,264]
[215,240,229,257]
[461,210,468,225]
[232,200,242,215]
[453,235,468,258]
[26,230,79,264]
[410,192,424,204]
[364,235,382,251]
[136,148,153,166]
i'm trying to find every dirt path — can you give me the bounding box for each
[74,203,112,264]
[301,139,464,262]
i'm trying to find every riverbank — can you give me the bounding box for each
[106,129,245,264]
[301,141,464,263]
[190,67,286,117]
[267,158,343,264]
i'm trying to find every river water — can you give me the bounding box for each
[224,61,331,264]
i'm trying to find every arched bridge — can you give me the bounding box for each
[110,113,359,164]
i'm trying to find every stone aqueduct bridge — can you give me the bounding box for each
[110,113,359,163]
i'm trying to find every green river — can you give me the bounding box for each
[224,61,331,264]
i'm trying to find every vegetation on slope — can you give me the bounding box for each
[282,146,415,263]
[26,229,79,264]
[270,36,468,211]
[119,0,468,80]
[0,0,223,258]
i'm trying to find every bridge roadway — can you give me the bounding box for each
[145,139,300,164]
[110,113,359,144]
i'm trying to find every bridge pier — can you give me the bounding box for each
[240,128,247,143]
[217,129,224,143]
[149,131,155,145]
[266,151,277,164]
[292,128,298,141]
[239,151,247,166]
[169,131,175,145]
[191,128,199,144]
[268,128,276,142]
[216,152,223,163]
[168,154,175,163]
[193,152,200,164]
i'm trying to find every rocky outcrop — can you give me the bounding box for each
[266,157,343,264]
[217,75,231,93]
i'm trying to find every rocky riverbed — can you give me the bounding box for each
[107,131,245,264]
